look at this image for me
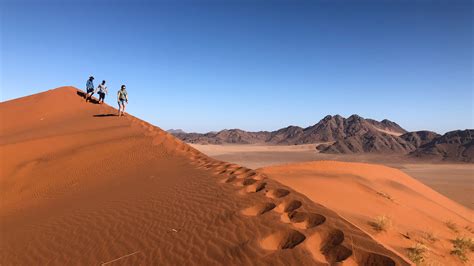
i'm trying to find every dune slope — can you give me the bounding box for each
[260,161,474,265]
[0,87,410,265]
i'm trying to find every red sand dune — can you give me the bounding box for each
[0,87,412,265]
[260,161,474,265]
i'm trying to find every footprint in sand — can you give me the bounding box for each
[273,199,302,213]
[216,164,338,261]
[266,188,290,199]
[285,211,326,229]
[229,167,251,176]
[305,229,351,264]
[241,202,276,216]
[224,175,237,183]
[260,229,306,250]
[230,177,257,187]
[210,163,364,264]
[244,181,267,193]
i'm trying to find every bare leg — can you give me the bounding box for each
[122,103,126,116]
[119,102,125,116]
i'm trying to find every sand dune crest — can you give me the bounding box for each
[0,87,411,265]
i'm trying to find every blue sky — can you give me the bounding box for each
[1,0,472,133]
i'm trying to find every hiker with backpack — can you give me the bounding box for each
[96,80,108,104]
[85,76,95,102]
[117,85,128,116]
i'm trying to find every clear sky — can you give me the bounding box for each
[1,0,472,133]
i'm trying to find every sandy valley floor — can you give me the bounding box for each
[191,144,474,209]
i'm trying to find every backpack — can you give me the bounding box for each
[118,89,127,100]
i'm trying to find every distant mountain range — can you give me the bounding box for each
[408,129,473,161]
[168,115,473,162]
[167,129,186,134]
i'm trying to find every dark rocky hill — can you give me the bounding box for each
[173,114,407,146]
[400,131,441,148]
[315,115,413,154]
[409,129,473,162]
[171,116,472,161]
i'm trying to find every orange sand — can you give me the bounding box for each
[0,87,411,265]
[260,161,473,265]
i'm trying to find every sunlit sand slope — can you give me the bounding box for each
[261,161,473,265]
[0,87,409,265]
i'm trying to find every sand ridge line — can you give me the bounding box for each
[0,87,412,265]
[199,159,408,265]
[260,161,474,265]
[194,159,312,252]
[94,87,412,265]
[122,113,206,159]
[100,251,141,265]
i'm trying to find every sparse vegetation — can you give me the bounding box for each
[407,243,428,265]
[465,225,474,234]
[445,220,459,233]
[376,191,394,201]
[422,231,438,242]
[401,231,411,240]
[451,236,474,263]
[370,215,392,232]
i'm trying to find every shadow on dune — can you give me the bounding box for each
[93,114,117,117]
[76,91,100,104]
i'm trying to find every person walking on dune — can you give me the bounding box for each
[85,76,95,102]
[96,80,108,104]
[117,85,128,116]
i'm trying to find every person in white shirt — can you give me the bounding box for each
[96,80,108,104]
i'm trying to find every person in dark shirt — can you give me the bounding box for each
[85,76,95,102]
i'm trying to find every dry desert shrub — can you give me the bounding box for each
[451,236,474,263]
[407,243,428,265]
[376,191,394,201]
[464,225,474,234]
[445,220,459,233]
[370,215,392,232]
[422,231,439,243]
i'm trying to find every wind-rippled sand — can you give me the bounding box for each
[0,87,410,265]
[192,144,474,208]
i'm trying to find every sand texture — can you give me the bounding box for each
[261,161,474,265]
[0,87,411,265]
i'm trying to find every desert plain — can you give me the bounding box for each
[190,144,473,209]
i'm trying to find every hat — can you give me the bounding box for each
[89,76,94,79]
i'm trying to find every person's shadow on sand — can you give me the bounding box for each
[76,90,118,117]
[93,114,117,117]
[76,91,100,104]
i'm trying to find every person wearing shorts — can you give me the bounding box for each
[97,80,108,104]
[117,85,128,116]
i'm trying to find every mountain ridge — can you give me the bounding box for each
[172,116,473,161]
[173,114,407,144]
